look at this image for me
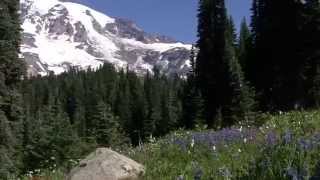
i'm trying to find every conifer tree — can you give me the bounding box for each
[143,71,156,137]
[0,109,18,178]
[196,0,227,127]
[301,0,320,107]
[249,0,303,110]
[182,46,204,129]
[127,71,145,143]
[0,0,25,177]
[92,101,126,147]
[146,68,162,136]
[238,18,251,73]
[115,70,132,139]
[227,16,238,48]
[196,0,255,127]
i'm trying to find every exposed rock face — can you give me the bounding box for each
[20,0,192,76]
[104,18,177,44]
[67,148,145,180]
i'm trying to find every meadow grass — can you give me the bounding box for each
[21,110,320,180]
[129,111,320,179]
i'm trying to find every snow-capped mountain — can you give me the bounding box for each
[20,0,192,76]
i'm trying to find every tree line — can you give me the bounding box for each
[16,64,188,173]
[193,0,320,128]
[1,0,320,178]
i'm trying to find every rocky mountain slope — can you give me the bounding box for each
[20,0,192,76]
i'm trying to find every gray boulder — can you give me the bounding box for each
[67,148,145,180]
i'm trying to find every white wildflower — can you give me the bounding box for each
[191,139,195,148]
[238,149,242,153]
[212,146,216,151]
[244,138,247,143]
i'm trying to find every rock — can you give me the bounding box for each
[67,148,145,180]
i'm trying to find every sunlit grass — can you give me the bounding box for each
[21,110,320,180]
[128,110,320,179]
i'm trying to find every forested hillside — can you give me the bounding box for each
[0,0,26,177]
[1,0,320,179]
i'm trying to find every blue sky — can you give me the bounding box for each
[77,0,252,43]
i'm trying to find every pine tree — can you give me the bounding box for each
[0,109,18,178]
[301,0,320,107]
[227,16,238,49]
[182,46,204,129]
[143,71,156,137]
[145,68,162,137]
[238,18,251,73]
[115,70,132,140]
[249,0,303,110]
[0,0,25,86]
[93,101,127,147]
[196,0,255,127]
[196,0,227,127]
[0,0,25,177]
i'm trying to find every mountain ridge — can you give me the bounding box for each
[20,0,192,76]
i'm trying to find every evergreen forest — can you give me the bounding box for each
[1,0,320,179]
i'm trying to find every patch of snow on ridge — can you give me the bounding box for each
[62,2,115,25]
[21,0,192,76]
[121,38,192,53]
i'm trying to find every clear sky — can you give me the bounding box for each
[76,0,252,43]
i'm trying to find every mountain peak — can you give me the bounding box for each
[21,0,191,76]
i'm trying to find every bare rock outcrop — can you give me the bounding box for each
[67,148,145,180]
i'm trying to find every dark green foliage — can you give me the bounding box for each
[195,0,255,127]
[247,0,320,111]
[0,109,19,178]
[0,0,26,178]
[227,16,238,48]
[182,46,204,129]
[0,0,25,86]
[249,0,305,111]
[238,18,252,74]
[2,0,320,177]
[196,0,228,126]
[21,63,184,148]
[24,108,89,171]
[301,0,320,107]
[92,101,127,147]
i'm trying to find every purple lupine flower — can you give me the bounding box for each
[286,167,299,180]
[172,138,188,151]
[265,131,278,147]
[283,130,293,144]
[170,127,260,153]
[298,138,312,151]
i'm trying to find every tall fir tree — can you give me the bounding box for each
[182,45,204,129]
[196,0,227,127]
[196,0,255,127]
[92,101,127,147]
[0,0,25,177]
[249,0,303,110]
[301,0,320,107]
[143,71,157,137]
[238,17,252,74]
